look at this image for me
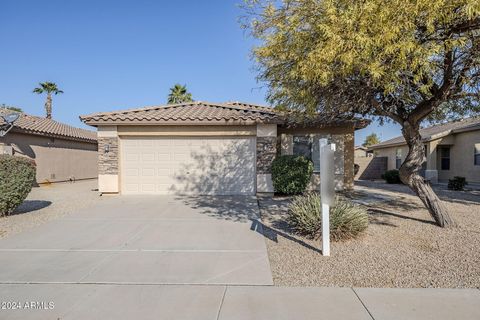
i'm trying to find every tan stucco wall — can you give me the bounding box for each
[0,131,98,183]
[374,145,409,171]
[434,130,480,183]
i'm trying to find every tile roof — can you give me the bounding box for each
[369,117,480,149]
[80,101,282,125]
[80,101,369,129]
[0,109,97,143]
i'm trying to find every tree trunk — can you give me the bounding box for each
[45,94,52,119]
[399,121,455,227]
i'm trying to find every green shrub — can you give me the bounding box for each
[288,193,368,241]
[448,176,467,191]
[271,155,313,194]
[0,155,36,216]
[382,169,401,184]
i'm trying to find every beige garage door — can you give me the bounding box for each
[120,136,256,195]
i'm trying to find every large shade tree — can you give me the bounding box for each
[33,82,63,119]
[243,0,480,227]
[167,84,193,104]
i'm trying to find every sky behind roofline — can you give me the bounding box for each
[0,0,401,144]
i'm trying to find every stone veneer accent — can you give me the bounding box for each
[256,136,277,174]
[98,137,119,175]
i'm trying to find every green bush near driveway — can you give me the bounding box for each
[288,193,368,241]
[0,155,36,216]
[382,169,401,184]
[271,155,313,194]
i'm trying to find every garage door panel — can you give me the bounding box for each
[139,139,154,147]
[121,137,255,195]
[124,184,139,193]
[125,168,139,177]
[157,153,171,161]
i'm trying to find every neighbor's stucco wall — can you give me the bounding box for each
[372,129,480,184]
[434,130,480,183]
[374,145,409,171]
[354,148,367,158]
[0,131,97,183]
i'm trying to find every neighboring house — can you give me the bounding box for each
[354,145,387,180]
[369,117,480,184]
[0,110,98,183]
[354,146,370,158]
[80,101,368,195]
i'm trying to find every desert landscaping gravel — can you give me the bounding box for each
[259,181,480,288]
[0,179,101,238]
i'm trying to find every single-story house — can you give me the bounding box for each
[0,110,98,183]
[354,146,371,158]
[80,101,368,195]
[369,117,480,184]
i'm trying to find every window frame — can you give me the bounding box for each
[474,144,480,166]
[292,135,313,161]
[292,135,328,173]
[440,147,450,171]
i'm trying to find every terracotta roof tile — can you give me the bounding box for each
[80,101,369,129]
[0,109,97,143]
[80,101,282,125]
[80,101,280,125]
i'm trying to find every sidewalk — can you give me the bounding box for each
[1,284,479,319]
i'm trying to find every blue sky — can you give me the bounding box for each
[0,0,401,144]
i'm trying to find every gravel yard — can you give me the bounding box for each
[259,180,480,288]
[0,179,100,238]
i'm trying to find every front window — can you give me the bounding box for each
[440,147,450,170]
[395,148,402,169]
[292,135,323,172]
[475,144,480,166]
[293,136,312,160]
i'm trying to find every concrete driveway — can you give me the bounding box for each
[0,195,272,286]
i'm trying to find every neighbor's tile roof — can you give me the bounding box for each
[0,109,97,143]
[369,117,480,149]
[80,101,369,129]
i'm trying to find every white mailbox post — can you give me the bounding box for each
[319,138,335,256]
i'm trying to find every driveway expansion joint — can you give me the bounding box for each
[216,286,228,320]
[351,288,376,320]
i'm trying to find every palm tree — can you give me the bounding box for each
[167,84,193,104]
[33,82,63,119]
